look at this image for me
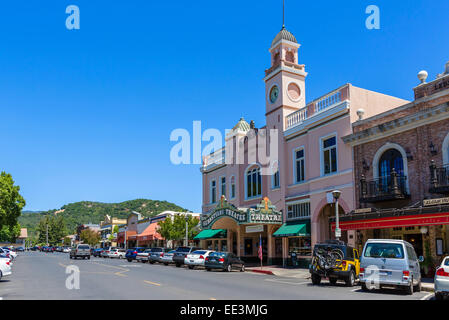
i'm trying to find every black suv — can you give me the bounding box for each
[172,246,202,267]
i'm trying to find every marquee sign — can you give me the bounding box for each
[201,196,282,229]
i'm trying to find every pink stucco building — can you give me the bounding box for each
[200,26,409,266]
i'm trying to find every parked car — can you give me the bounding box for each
[310,240,360,287]
[204,252,245,272]
[136,249,152,263]
[149,248,171,264]
[173,246,202,267]
[2,248,17,260]
[15,247,25,252]
[185,250,214,269]
[108,249,126,259]
[125,247,146,262]
[435,256,449,300]
[101,247,117,258]
[160,250,176,265]
[63,247,71,253]
[359,239,422,294]
[0,256,12,281]
[92,248,103,257]
[0,248,11,262]
[70,244,91,260]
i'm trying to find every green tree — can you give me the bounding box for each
[0,172,26,236]
[157,218,173,241]
[157,214,200,244]
[80,228,100,246]
[63,237,72,246]
[36,215,68,245]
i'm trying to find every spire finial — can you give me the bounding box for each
[282,0,285,29]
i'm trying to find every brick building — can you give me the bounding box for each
[339,62,449,273]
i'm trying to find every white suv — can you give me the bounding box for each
[0,256,12,280]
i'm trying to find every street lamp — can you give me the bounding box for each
[185,214,189,247]
[332,190,342,241]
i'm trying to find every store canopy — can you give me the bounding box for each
[137,223,163,241]
[273,221,310,237]
[194,229,227,240]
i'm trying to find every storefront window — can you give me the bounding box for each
[287,202,310,220]
[288,237,312,256]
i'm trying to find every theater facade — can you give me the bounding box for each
[200,24,409,267]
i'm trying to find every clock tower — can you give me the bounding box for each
[264,25,307,131]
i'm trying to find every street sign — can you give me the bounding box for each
[335,228,341,238]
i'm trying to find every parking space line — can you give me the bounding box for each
[143,280,161,286]
[421,293,434,300]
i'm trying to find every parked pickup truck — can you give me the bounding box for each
[70,244,91,260]
[172,246,202,267]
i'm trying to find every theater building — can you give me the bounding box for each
[339,63,449,273]
[200,24,408,267]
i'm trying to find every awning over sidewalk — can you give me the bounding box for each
[137,223,163,242]
[273,221,310,237]
[194,229,227,240]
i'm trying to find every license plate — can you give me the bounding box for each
[380,271,392,276]
[190,260,194,263]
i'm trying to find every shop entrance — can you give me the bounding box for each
[404,233,423,257]
[244,238,253,255]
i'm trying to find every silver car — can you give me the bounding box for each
[360,239,422,294]
[435,256,449,300]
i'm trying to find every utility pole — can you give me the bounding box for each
[46,223,49,246]
[185,214,189,247]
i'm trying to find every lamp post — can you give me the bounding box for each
[332,190,342,241]
[124,226,128,250]
[185,214,189,247]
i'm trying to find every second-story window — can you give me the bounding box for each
[211,180,216,204]
[230,176,236,199]
[246,167,262,198]
[221,177,226,198]
[295,149,305,183]
[323,136,337,175]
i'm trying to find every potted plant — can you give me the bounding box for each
[421,240,435,278]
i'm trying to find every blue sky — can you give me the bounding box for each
[1,1,448,212]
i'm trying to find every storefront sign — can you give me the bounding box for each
[249,212,282,224]
[423,197,449,206]
[201,208,247,229]
[354,208,372,214]
[246,225,264,233]
[331,212,449,231]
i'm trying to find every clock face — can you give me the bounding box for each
[270,86,279,103]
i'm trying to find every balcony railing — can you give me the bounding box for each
[285,88,343,129]
[360,169,409,203]
[430,161,449,194]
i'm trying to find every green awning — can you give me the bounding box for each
[194,229,227,240]
[273,221,310,237]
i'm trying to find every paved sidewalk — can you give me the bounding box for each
[247,266,435,292]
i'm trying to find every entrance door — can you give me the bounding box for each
[244,238,253,256]
[404,234,423,257]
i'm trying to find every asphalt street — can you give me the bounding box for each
[0,251,434,300]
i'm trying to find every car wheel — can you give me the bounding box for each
[0,270,3,281]
[176,263,181,268]
[240,265,245,272]
[164,263,168,266]
[206,268,211,272]
[188,265,194,270]
[405,278,414,295]
[227,264,232,272]
[361,282,369,291]
[87,256,90,260]
[345,270,356,287]
[329,277,338,285]
[435,292,443,301]
[150,261,155,264]
[127,259,132,262]
[311,273,321,285]
[414,279,421,292]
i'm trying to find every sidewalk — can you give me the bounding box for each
[247,266,435,292]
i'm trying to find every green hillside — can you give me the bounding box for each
[19,199,190,237]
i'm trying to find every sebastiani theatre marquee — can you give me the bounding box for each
[195,196,283,264]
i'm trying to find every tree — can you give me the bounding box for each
[157,214,200,245]
[0,172,26,235]
[63,237,72,246]
[0,224,20,242]
[80,228,100,246]
[36,215,68,245]
[157,218,173,241]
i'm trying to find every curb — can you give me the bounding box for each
[249,269,275,275]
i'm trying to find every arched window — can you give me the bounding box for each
[230,176,236,199]
[272,162,280,189]
[285,51,295,63]
[379,149,404,178]
[246,166,262,198]
[443,132,449,165]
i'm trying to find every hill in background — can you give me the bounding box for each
[19,199,190,237]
